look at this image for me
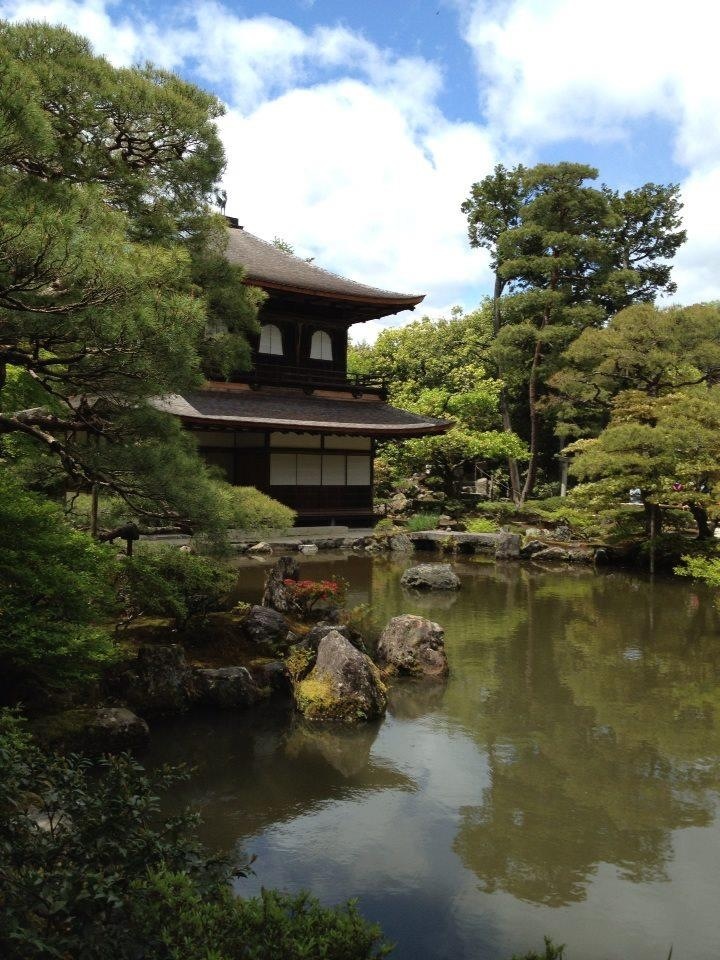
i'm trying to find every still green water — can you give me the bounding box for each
[144,556,720,960]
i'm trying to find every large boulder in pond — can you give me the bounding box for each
[400,563,460,591]
[192,666,260,709]
[118,644,192,715]
[294,630,387,723]
[262,556,300,613]
[32,707,149,754]
[242,604,291,646]
[377,614,449,679]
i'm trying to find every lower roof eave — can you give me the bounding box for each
[178,413,452,439]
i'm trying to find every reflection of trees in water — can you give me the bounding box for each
[142,704,415,856]
[448,570,720,907]
[387,679,448,720]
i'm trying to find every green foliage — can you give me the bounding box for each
[0,472,117,698]
[118,548,236,629]
[406,513,441,532]
[0,21,262,537]
[466,517,499,533]
[568,386,720,537]
[0,712,227,960]
[127,872,392,960]
[675,554,720,588]
[349,308,527,490]
[0,713,391,960]
[551,302,720,438]
[462,162,686,503]
[373,517,398,532]
[508,938,565,960]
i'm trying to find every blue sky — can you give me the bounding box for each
[1,0,716,340]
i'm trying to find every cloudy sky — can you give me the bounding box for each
[2,0,717,341]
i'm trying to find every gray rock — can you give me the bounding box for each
[247,541,273,554]
[294,630,387,723]
[554,524,573,540]
[531,546,571,563]
[299,542,319,554]
[88,707,149,750]
[252,659,292,694]
[389,492,409,514]
[33,707,150,754]
[494,531,521,559]
[262,556,300,613]
[192,666,259,709]
[242,604,291,646]
[400,563,461,591]
[377,614,449,679]
[389,533,414,553]
[125,644,192,715]
[520,538,548,558]
[304,623,353,648]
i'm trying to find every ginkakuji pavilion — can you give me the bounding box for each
[157,218,450,526]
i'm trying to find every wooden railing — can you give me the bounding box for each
[234,363,389,397]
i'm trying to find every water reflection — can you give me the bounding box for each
[145,557,720,960]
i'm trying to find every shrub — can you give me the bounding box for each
[373,517,397,532]
[675,554,720,586]
[0,713,391,960]
[0,473,118,699]
[118,547,236,629]
[466,517,499,533]
[282,577,348,618]
[406,513,440,532]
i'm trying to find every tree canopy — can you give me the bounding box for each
[349,308,526,491]
[462,162,686,503]
[0,21,271,536]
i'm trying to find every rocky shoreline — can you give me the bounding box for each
[35,557,456,756]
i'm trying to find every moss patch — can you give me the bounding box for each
[295,673,337,719]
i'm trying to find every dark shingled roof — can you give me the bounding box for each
[225,225,425,308]
[155,389,450,438]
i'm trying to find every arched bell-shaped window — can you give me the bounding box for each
[310,329,333,361]
[259,323,283,356]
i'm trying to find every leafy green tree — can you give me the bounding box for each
[462,163,685,504]
[568,386,720,538]
[118,548,236,630]
[550,302,720,438]
[0,22,271,535]
[0,472,117,700]
[349,309,525,492]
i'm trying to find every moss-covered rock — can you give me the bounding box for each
[294,630,387,724]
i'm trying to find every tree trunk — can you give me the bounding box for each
[688,502,713,540]
[492,274,521,504]
[519,324,546,505]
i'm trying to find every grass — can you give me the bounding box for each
[406,513,441,532]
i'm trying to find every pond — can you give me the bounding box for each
[143,556,720,960]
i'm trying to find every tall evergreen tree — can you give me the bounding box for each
[462,163,685,504]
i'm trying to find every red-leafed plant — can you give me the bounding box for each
[282,577,347,616]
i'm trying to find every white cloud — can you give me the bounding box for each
[3,0,718,336]
[462,0,720,308]
[0,0,499,339]
[465,0,720,169]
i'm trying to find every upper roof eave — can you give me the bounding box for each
[225,224,425,308]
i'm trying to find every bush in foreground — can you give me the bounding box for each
[0,713,392,960]
[0,473,118,700]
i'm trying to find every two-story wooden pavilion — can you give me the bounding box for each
[157,219,450,525]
